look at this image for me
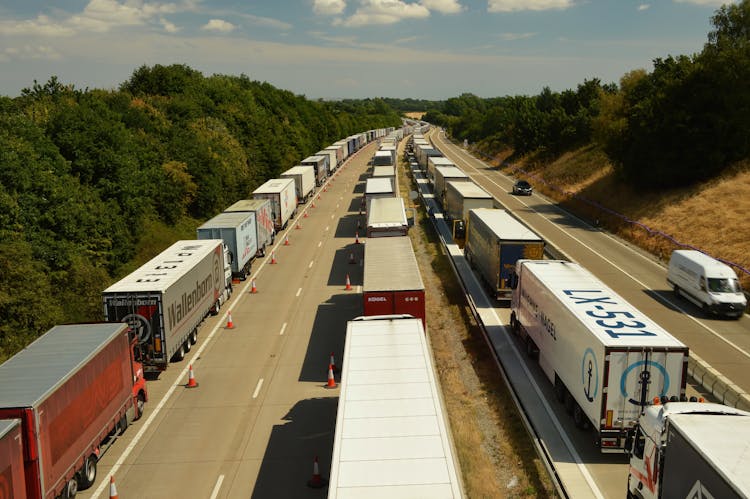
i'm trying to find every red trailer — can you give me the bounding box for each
[0,323,147,498]
[0,419,26,498]
[363,236,426,326]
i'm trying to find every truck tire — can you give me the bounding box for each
[78,454,97,490]
[64,477,78,498]
[564,391,576,414]
[190,329,198,345]
[184,339,191,352]
[135,392,146,420]
[573,404,590,430]
[554,377,566,403]
[172,343,186,362]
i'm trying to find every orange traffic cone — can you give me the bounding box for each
[330,352,337,372]
[304,211,309,218]
[226,310,234,329]
[270,251,277,264]
[357,219,361,229]
[311,201,316,208]
[186,364,199,388]
[307,455,327,488]
[251,279,258,294]
[345,274,352,291]
[354,232,361,244]
[325,364,337,389]
[295,221,302,230]
[317,194,321,200]
[348,252,356,265]
[285,234,290,245]
[109,476,119,499]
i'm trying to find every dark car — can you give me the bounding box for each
[512,180,533,196]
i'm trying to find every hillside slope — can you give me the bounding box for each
[488,145,750,289]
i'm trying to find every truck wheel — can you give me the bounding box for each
[573,404,590,430]
[554,378,566,403]
[510,312,519,335]
[78,454,97,489]
[135,392,146,420]
[673,285,680,298]
[172,343,186,362]
[184,339,191,352]
[190,329,198,345]
[525,337,537,358]
[564,391,576,414]
[64,477,78,498]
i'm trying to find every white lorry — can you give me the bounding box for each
[627,401,750,498]
[301,155,329,186]
[223,198,275,255]
[197,211,258,280]
[509,259,690,452]
[103,239,232,371]
[252,178,297,231]
[667,249,746,319]
[363,177,395,214]
[280,165,315,203]
[366,197,409,238]
[434,166,469,207]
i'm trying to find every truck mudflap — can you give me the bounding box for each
[599,428,629,453]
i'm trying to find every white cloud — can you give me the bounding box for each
[159,17,180,32]
[239,14,292,30]
[498,32,536,41]
[1,45,62,61]
[673,0,727,5]
[314,0,347,15]
[421,0,464,14]
[202,19,236,32]
[338,0,430,27]
[487,0,574,13]
[0,15,76,36]
[637,4,650,10]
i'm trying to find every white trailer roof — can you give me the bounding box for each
[367,197,407,229]
[253,177,294,194]
[103,239,222,293]
[470,208,542,241]
[198,211,252,230]
[363,237,423,292]
[224,198,269,213]
[301,155,326,164]
[329,318,463,498]
[0,323,129,408]
[281,165,314,177]
[374,150,392,158]
[428,157,455,167]
[365,177,393,195]
[521,260,688,348]
[435,166,468,180]
[447,181,492,199]
[372,166,396,177]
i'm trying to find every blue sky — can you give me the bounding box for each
[0,0,731,99]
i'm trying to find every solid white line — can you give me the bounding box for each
[279,322,287,335]
[437,136,750,360]
[209,475,224,499]
[252,379,264,399]
[309,261,314,269]
[296,287,302,297]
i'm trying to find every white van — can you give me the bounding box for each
[667,250,747,319]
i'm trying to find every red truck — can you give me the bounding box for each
[0,323,147,498]
[0,419,26,498]
[363,236,426,326]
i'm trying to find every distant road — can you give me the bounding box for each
[432,131,750,396]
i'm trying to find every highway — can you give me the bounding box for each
[82,142,379,498]
[426,130,749,498]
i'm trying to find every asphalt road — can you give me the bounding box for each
[429,130,749,498]
[82,142,378,499]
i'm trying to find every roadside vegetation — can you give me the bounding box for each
[0,65,401,361]
[421,1,750,289]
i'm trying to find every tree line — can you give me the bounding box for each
[0,64,401,361]
[424,1,750,188]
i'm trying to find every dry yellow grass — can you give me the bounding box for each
[398,154,554,498]
[404,111,426,119]
[501,148,750,289]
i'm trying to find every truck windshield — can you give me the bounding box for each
[707,277,741,293]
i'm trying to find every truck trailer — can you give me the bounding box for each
[366,197,409,238]
[363,177,395,214]
[223,198,275,254]
[280,165,316,203]
[464,208,545,301]
[433,166,470,207]
[0,323,147,498]
[427,156,456,182]
[252,178,297,230]
[103,239,232,371]
[444,181,494,242]
[363,236,425,326]
[301,155,329,186]
[627,401,750,498]
[510,260,690,452]
[0,419,26,498]
[197,211,258,281]
[325,145,344,168]
[317,150,338,174]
